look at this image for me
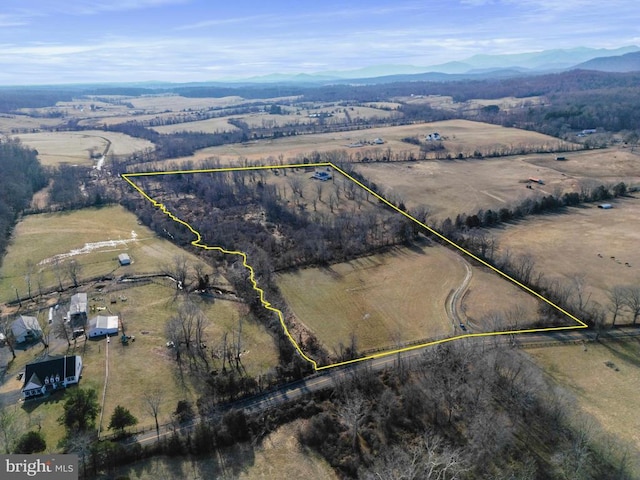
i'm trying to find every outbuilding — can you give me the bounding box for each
[118,253,131,266]
[597,203,613,209]
[11,315,42,344]
[88,315,119,338]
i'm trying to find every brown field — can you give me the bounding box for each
[495,197,640,309]
[529,340,640,475]
[462,268,541,329]
[0,205,211,304]
[152,116,241,134]
[401,95,544,114]
[0,114,63,134]
[354,147,640,223]
[150,119,567,168]
[12,130,154,165]
[277,243,466,355]
[277,238,549,358]
[355,156,573,222]
[110,420,337,479]
[150,105,399,135]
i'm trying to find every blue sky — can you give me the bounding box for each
[0,0,638,85]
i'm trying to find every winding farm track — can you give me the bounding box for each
[446,255,472,330]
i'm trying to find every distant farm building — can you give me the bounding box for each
[598,203,613,209]
[88,315,119,338]
[118,253,131,266]
[426,132,441,141]
[11,315,42,344]
[373,138,385,144]
[555,156,566,161]
[22,355,83,399]
[528,177,544,185]
[312,170,332,181]
[68,293,88,329]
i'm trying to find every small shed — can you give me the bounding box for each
[597,203,613,209]
[88,315,119,338]
[68,293,88,329]
[118,253,131,266]
[11,315,42,344]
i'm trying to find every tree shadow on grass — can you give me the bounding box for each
[598,338,640,369]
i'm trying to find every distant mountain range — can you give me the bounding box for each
[237,45,640,85]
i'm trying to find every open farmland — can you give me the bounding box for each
[0,205,213,304]
[355,156,574,222]
[13,130,154,166]
[277,243,467,355]
[495,197,640,309]
[152,119,569,168]
[276,239,548,357]
[0,114,63,134]
[529,340,640,476]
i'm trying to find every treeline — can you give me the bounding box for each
[0,88,75,113]
[105,122,246,166]
[0,138,47,264]
[297,341,632,479]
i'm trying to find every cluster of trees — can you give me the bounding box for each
[297,342,633,479]
[0,138,48,265]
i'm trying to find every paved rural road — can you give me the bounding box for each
[126,326,640,446]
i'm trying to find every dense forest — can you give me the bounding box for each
[0,138,47,265]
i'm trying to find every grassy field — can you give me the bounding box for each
[110,420,337,479]
[12,130,154,166]
[495,197,640,309]
[529,340,640,475]
[149,119,567,168]
[277,242,466,355]
[0,205,209,304]
[462,267,542,329]
[0,280,279,451]
[355,155,573,222]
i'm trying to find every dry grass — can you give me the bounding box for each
[0,205,209,304]
[148,119,568,170]
[152,116,241,134]
[462,268,542,329]
[355,156,573,222]
[110,420,337,479]
[495,197,640,309]
[277,242,467,355]
[12,130,154,166]
[529,340,640,475]
[0,114,63,134]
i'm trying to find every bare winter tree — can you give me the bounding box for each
[164,255,190,293]
[52,315,72,347]
[142,389,164,441]
[66,259,82,288]
[622,285,640,325]
[338,393,366,452]
[607,285,627,326]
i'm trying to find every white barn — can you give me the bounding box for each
[88,315,119,338]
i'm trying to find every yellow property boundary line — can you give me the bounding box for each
[122,162,588,371]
